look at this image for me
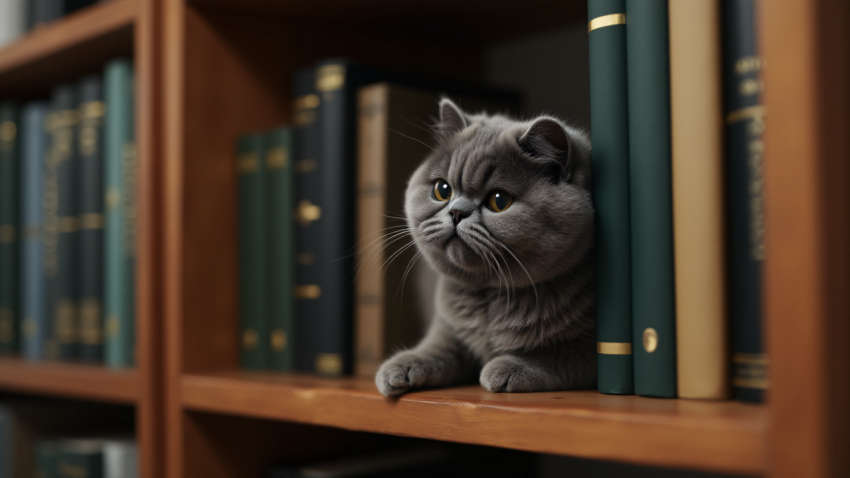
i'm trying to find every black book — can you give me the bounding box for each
[51,84,80,361]
[292,68,323,373]
[722,0,767,403]
[77,76,105,363]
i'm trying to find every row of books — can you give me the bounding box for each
[590,0,766,401]
[236,59,517,374]
[0,0,105,49]
[0,58,136,367]
[0,399,136,478]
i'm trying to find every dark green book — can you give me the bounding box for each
[723,0,766,403]
[36,441,60,478]
[57,440,103,478]
[292,68,322,373]
[626,0,677,398]
[52,84,80,361]
[237,134,269,370]
[0,102,20,356]
[77,76,105,363]
[588,0,633,395]
[104,59,136,369]
[265,127,295,371]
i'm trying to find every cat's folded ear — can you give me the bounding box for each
[436,98,468,137]
[518,117,575,183]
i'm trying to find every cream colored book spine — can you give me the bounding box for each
[669,0,729,399]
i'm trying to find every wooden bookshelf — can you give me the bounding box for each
[0,0,163,476]
[0,357,138,403]
[1,0,848,477]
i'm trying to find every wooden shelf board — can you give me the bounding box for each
[0,0,136,95]
[0,357,138,404]
[181,371,766,474]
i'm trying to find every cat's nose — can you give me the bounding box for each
[450,208,470,225]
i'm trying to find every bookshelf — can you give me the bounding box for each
[0,0,847,477]
[0,0,162,476]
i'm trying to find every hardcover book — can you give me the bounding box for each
[723,0,767,403]
[104,59,136,368]
[0,102,20,356]
[20,102,50,360]
[626,0,677,398]
[57,440,103,478]
[587,0,634,395]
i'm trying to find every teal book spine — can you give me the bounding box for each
[237,134,269,370]
[57,441,103,478]
[104,59,136,368]
[0,102,20,356]
[36,441,59,478]
[265,127,295,370]
[626,0,677,397]
[588,0,634,395]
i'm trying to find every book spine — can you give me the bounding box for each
[292,69,322,373]
[0,0,26,49]
[57,447,104,478]
[21,102,49,360]
[36,441,59,478]
[265,127,295,371]
[313,60,356,376]
[669,0,728,399]
[354,84,388,377]
[626,0,677,398]
[587,0,634,395]
[103,441,138,478]
[723,0,766,403]
[42,105,61,361]
[237,133,269,370]
[0,103,20,356]
[77,76,105,363]
[104,59,136,368]
[52,84,80,361]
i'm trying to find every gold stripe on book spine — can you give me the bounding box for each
[726,105,765,123]
[597,342,632,355]
[588,13,626,33]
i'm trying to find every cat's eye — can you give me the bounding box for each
[488,191,514,212]
[433,179,452,202]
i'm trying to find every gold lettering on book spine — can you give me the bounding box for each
[316,353,342,375]
[597,342,632,355]
[588,13,626,33]
[316,64,346,92]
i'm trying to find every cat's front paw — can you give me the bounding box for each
[375,351,445,397]
[480,356,556,393]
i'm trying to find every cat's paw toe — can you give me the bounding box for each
[375,352,440,397]
[480,356,551,393]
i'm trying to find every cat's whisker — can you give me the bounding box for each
[351,229,416,283]
[397,250,423,304]
[499,242,541,318]
[380,239,419,278]
[387,127,438,155]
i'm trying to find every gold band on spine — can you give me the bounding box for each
[588,13,626,33]
[597,342,632,355]
[726,105,765,124]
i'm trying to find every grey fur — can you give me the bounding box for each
[376,99,596,396]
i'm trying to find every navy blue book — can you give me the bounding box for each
[0,102,20,356]
[21,102,49,360]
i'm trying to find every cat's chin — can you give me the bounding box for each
[444,236,486,272]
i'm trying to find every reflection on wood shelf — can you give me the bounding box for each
[0,357,137,403]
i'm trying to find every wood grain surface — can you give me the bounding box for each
[181,371,766,475]
[0,357,138,402]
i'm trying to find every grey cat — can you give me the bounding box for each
[375,99,597,396]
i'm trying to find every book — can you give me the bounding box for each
[77,75,106,364]
[236,133,269,370]
[587,0,634,395]
[103,439,137,478]
[104,59,136,368]
[0,102,20,356]
[0,0,26,49]
[354,84,516,377]
[626,0,677,398]
[265,127,295,371]
[56,440,103,478]
[292,68,322,373]
[36,441,59,478]
[268,447,451,478]
[669,0,728,399]
[51,84,80,361]
[723,0,767,403]
[0,406,9,478]
[21,102,49,360]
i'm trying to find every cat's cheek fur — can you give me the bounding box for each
[479,355,560,393]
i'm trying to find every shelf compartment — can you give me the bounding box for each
[0,357,138,403]
[181,371,765,475]
[0,0,136,95]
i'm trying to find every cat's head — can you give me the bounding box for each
[404,99,594,288]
